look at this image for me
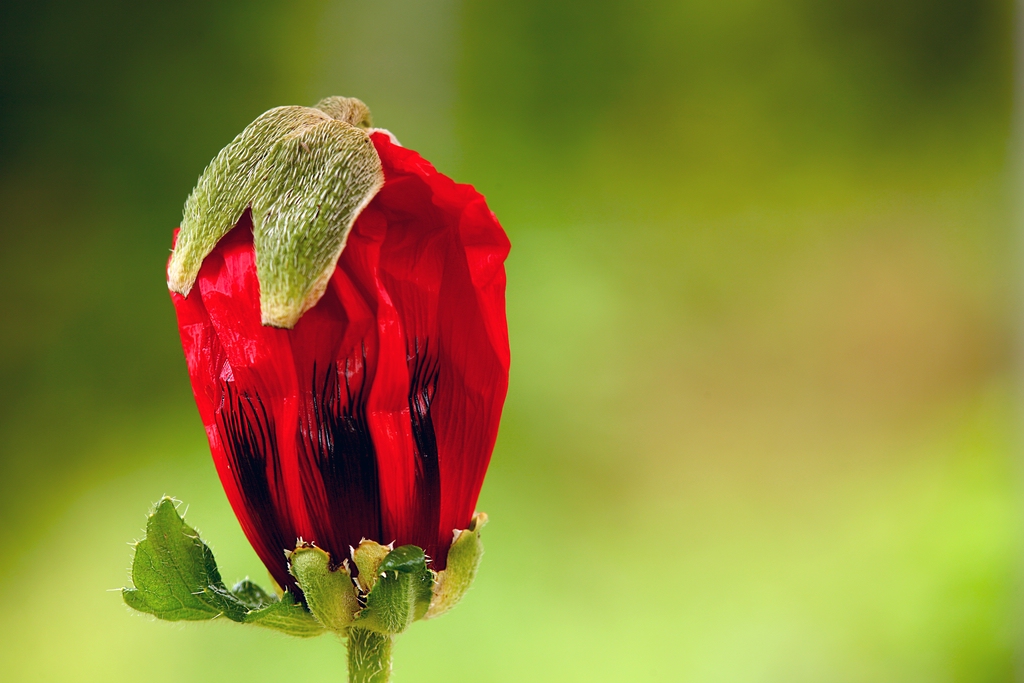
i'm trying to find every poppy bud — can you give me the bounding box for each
[167,97,510,604]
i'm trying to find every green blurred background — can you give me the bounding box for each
[0,1,1018,680]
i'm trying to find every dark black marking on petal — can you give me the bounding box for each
[301,347,382,561]
[217,383,293,579]
[407,337,441,546]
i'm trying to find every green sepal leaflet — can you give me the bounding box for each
[353,544,434,635]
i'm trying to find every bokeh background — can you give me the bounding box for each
[0,1,1019,681]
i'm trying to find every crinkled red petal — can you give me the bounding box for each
[368,132,510,566]
[169,132,509,588]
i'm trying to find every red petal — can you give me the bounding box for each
[369,132,510,566]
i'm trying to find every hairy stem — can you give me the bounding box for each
[347,628,393,683]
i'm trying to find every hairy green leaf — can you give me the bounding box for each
[122,498,247,622]
[122,497,324,638]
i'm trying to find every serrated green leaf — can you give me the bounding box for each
[243,592,325,638]
[122,498,247,622]
[354,545,434,635]
[122,497,325,638]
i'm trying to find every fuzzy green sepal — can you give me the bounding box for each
[425,511,487,619]
[287,544,360,633]
[167,97,385,328]
[353,545,434,635]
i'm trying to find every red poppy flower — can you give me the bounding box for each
[169,131,510,595]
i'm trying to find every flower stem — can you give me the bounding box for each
[347,628,394,683]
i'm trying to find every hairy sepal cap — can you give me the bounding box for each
[425,512,487,619]
[167,96,384,328]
